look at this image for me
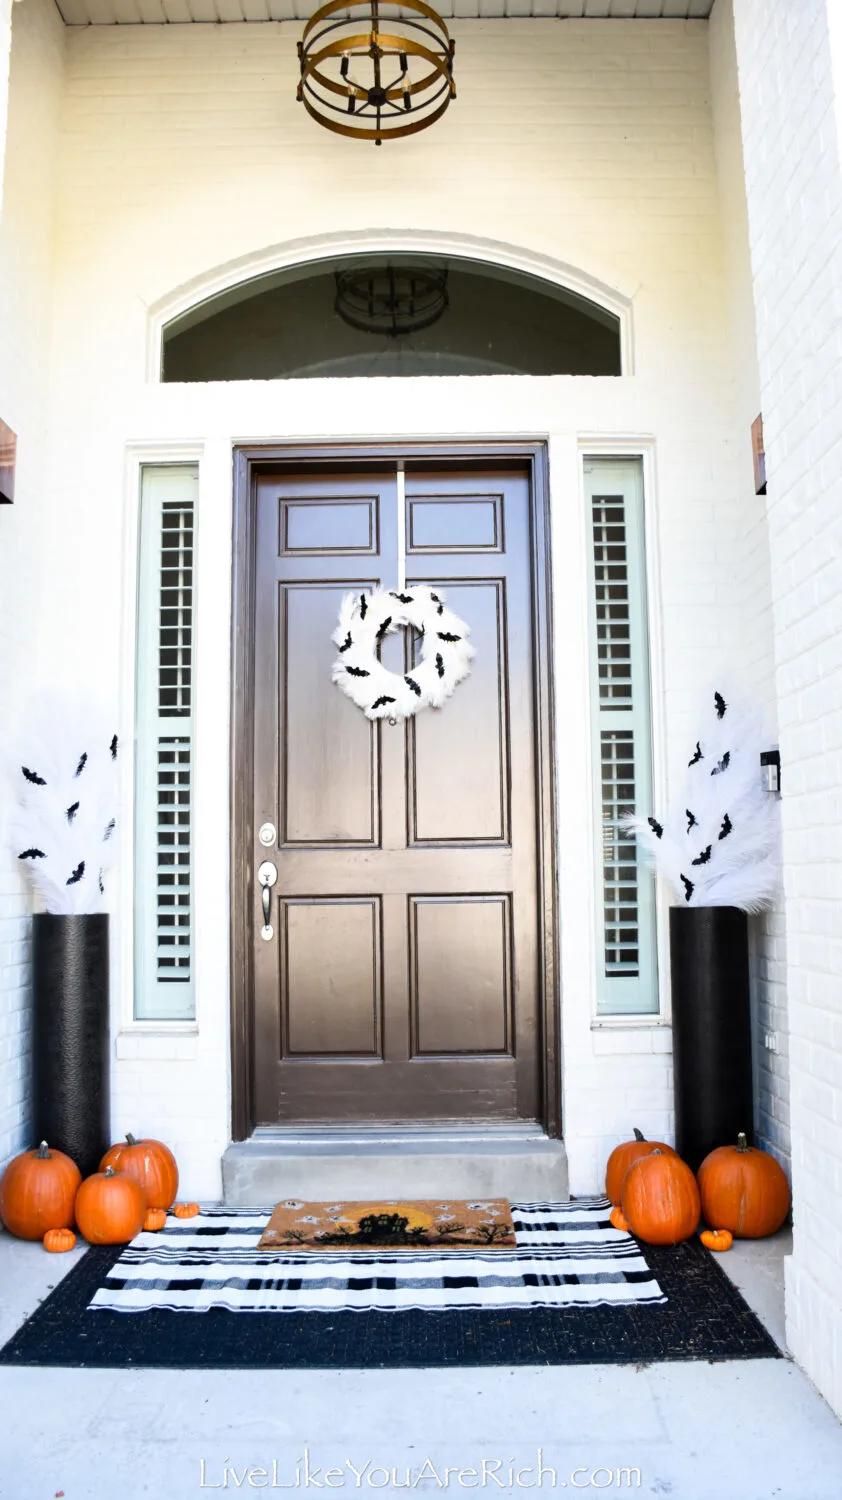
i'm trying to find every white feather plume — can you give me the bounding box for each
[622,690,781,911]
[9,695,120,915]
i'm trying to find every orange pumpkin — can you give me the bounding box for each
[0,1141,81,1240]
[173,1202,200,1219]
[698,1133,790,1239]
[609,1206,630,1233]
[100,1133,179,1211]
[143,1208,167,1232]
[700,1228,733,1252]
[605,1128,677,1205]
[621,1149,701,1246]
[74,1166,146,1245]
[43,1227,77,1253]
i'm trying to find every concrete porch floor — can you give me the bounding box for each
[1,1220,841,1499]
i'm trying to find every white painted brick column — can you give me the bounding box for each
[733,0,842,1421]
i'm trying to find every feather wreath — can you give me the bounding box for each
[10,697,119,915]
[622,691,780,912]
[332,586,475,723]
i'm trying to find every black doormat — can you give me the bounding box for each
[0,1237,780,1369]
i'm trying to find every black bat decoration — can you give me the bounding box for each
[719,813,733,840]
[405,676,422,697]
[18,848,46,860]
[389,592,414,604]
[104,817,116,841]
[339,632,352,653]
[435,653,445,679]
[686,809,697,831]
[375,616,393,639]
[437,631,461,643]
[359,595,368,619]
[688,742,703,767]
[66,861,85,886]
[98,869,105,895]
[22,766,46,785]
[691,845,712,866]
[714,691,727,719]
[371,696,396,710]
[346,665,370,677]
[680,874,694,902]
[75,752,88,777]
[647,817,664,839]
[711,751,731,776]
[430,593,445,616]
[110,734,119,760]
[66,801,80,824]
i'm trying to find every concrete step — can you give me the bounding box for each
[222,1126,569,1206]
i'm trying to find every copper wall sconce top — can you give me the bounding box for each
[297,0,456,146]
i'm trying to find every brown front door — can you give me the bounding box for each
[249,458,545,1126]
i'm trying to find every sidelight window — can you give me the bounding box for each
[585,458,658,1016]
[134,465,197,1021]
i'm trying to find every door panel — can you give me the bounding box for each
[252,463,541,1125]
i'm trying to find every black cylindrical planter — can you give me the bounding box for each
[670,905,754,1173]
[33,913,110,1179]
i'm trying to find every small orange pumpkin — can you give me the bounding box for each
[697,1133,790,1239]
[43,1227,77,1253]
[74,1166,146,1245]
[605,1128,677,1205]
[0,1141,82,1240]
[173,1202,200,1219]
[621,1149,701,1246]
[100,1133,179,1211]
[143,1208,167,1232]
[609,1206,630,1233]
[700,1228,733,1252]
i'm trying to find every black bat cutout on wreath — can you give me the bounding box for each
[405,676,422,697]
[359,595,368,619]
[688,742,703,767]
[18,848,46,860]
[66,861,85,886]
[719,813,733,840]
[648,817,664,839]
[686,809,697,831]
[437,631,461,643]
[339,632,353,653]
[430,593,445,615]
[22,766,46,786]
[104,818,116,842]
[346,665,370,677]
[680,874,694,902]
[389,592,414,604]
[435,654,445,679]
[75,752,88,777]
[711,752,731,776]
[371,696,396,710]
[66,801,80,824]
[110,734,119,760]
[691,845,712,866]
[714,692,727,719]
[376,616,393,640]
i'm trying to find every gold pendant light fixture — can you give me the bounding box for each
[297,0,456,146]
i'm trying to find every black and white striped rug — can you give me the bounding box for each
[88,1200,666,1314]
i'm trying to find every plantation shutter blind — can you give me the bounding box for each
[134,465,198,1021]
[585,459,658,1015]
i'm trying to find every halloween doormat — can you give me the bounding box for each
[257,1198,517,1250]
[0,1200,780,1368]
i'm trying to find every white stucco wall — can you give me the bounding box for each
[0,0,65,1171]
[708,0,789,1173]
[0,15,772,1200]
[733,0,842,1423]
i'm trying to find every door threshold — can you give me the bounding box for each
[222,1128,568,1206]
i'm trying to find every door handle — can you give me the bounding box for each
[258,860,278,941]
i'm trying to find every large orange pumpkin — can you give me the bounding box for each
[0,1141,81,1240]
[100,1133,179,1210]
[74,1166,146,1245]
[698,1133,790,1238]
[605,1128,677,1205]
[621,1149,701,1246]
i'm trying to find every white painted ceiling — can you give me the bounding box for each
[57,0,714,28]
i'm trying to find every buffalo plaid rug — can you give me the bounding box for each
[88,1200,666,1314]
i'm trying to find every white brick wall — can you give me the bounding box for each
[733,0,842,1420]
[708,0,789,1173]
[0,16,777,1200]
[0,0,65,1172]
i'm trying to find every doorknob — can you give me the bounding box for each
[258,860,278,941]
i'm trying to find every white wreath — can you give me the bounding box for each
[331,586,475,722]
